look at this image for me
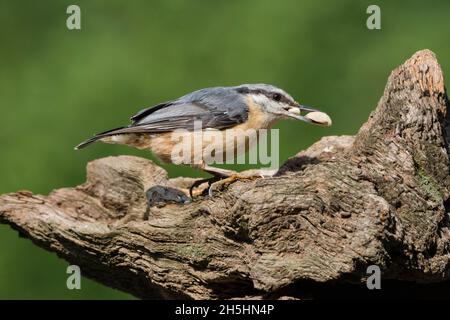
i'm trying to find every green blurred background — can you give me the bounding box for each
[0,0,449,299]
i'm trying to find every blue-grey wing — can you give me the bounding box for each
[122,87,248,133]
[75,87,249,149]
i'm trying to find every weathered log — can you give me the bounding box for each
[1,49,449,299]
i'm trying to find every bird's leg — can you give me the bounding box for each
[203,165,238,177]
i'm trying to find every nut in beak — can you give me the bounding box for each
[304,111,332,126]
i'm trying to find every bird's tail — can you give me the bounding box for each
[74,126,126,150]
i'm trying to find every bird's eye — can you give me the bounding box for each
[272,93,282,101]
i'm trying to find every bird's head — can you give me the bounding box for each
[235,84,332,126]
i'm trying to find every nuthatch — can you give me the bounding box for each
[76,84,331,197]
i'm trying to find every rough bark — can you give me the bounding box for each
[1,50,450,299]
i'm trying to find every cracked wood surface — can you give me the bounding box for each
[1,49,450,299]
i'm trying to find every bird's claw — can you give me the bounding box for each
[189,176,221,199]
[207,174,259,197]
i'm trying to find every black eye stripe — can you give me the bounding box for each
[235,87,296,106]
[266,92,291,105]
[267,92,293,105]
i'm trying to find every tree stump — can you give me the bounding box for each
[1,49,449,299]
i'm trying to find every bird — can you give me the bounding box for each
[75,84,331,198]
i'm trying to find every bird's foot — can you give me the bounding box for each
[208,174,259,197]
[189,168,276,200]
[189,176,222,199]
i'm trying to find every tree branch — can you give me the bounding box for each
[1,49,449,299]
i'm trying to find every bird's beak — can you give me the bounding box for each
[284,104,332,127]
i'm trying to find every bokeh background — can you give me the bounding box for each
[1,0,449,299]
